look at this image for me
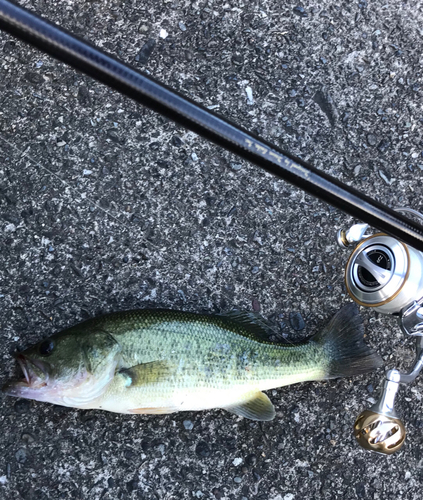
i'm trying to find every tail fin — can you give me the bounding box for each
[312,303,383,379]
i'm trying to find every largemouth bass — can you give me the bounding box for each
[3,304,381,421]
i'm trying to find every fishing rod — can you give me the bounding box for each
[0,0,423,250]
[1,0,423,454]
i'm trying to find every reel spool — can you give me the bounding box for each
[338,208,423,455]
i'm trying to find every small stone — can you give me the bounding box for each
[251,266,260,274]
[183,420,194,430]
[14,399,31,414]
[15,448,27,464]
[355,482,366,498]
[367,134,377,146]
[293,6,308,17]
[171,135,184,147]
[107,478,115,488]
[195,441,210,457]
[288,89,297,97]
[230,163,243,171]
[21,433,35,444]
[379,169,393,185]
[234,477,242,484]
[252,298,261,312]
[366,384,374,393]
[127,478,138,492]
[245,453,257,466]
[135,39,156,64]
[377,138,390,154]
[212,488,222,499]
[289,312,305,331]
[245,86,254,105]
[232,457,243,466]
[232,54,244,66]
[178,21,187,31]
[252,469,261,482]
[25,72,43,84]
[191,152,198,161]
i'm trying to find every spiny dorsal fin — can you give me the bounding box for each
[219,311,272,342]
[224,391,275,421]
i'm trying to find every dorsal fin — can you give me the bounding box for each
[219,311,272,342]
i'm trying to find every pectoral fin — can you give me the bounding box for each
[225,391,275,421]
[118,361,172,387]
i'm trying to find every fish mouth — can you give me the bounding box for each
[2,354,50,397]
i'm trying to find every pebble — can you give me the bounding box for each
[252,298,261,312]
[232,457,243,466]
[212,488,222,499]
[366,384,374,393]
[293,6,308,17]
[245,453,257,466]
[15,448,27,464]
[195,441,211,457]
[245,87,254,105]
[367,134,377,146]
[172,135,184,147]
[179,21,187,31]
[289,312,306,331]
[234,476,242,484]
[232,54,244,66]
[230,163,243,171]
[183,420,194,430]
[288,89,297,97]
[377,138,390,154]
[379,169,393,185]
[135,39,156,64]
[127,479,138,492]
[21,433,35,444]
[14,399,31,414]
[251,266,260,274]
[252,469,261,482]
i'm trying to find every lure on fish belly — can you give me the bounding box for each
[2,303,382,421]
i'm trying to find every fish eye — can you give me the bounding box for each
[39,340,55,356]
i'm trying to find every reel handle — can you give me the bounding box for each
[354,378,406,455]
[354,336,423,454]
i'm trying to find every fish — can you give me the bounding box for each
[2,303,382,421]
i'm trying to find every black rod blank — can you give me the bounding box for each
[1,0,423,250]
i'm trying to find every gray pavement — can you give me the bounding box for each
[1,0,423,498]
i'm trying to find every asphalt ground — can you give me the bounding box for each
[1,0,423,498]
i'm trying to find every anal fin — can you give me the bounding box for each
[224,391,275,421]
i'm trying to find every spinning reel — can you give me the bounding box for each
[338,208,423,454]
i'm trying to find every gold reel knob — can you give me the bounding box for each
[354,410,406,455]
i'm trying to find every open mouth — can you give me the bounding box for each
[15,354,49,388]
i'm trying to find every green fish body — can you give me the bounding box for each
[3,304,381,421]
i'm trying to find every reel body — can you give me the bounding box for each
[338,211,423,454]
